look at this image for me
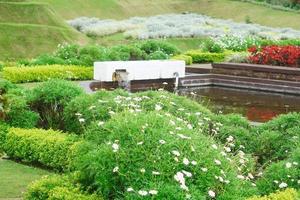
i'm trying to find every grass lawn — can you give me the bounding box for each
[0,158,53,199]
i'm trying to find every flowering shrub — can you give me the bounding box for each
[256,147,300,195]
[68,14,300,40]
[74,111,257,199]
[248,45,300,67]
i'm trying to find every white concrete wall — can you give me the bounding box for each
[94,60,185,81]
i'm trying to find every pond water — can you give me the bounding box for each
[180,87,300,122]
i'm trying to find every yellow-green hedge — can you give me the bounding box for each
[171,54,193,65]
[3,128,83,171]
[3,65,93,83]
[184,50,232,64]
[247,189,299,200]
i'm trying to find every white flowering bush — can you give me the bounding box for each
[64,90,212,134]
[74,111,257,199]
[68,14,300,40]
[256,147,300,195]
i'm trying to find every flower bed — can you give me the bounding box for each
[249,45,300,67]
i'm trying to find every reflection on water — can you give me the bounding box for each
[180,87,300,122]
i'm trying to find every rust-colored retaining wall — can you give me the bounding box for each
[212,63,300,82]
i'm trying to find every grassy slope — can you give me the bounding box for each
[31,0,300,29]
[0,159,52,199]
[0,2,87,60]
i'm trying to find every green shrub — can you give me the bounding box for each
[148,50,169,60]
[225,52,250,63]
[0,121,9,154]
[64,90,212,134]
[3,65,93,83]
[171,54,193,65]
[256,147,300,195]
[32,54,66,66]
[28,80,84,130]
[0,80,17,95]
[63,89,130,134]
[247,188,299,200]
[75,111,256,199]
[25,175,101,200]
[55,44,80,61]
[200,38,224,53]
[251,113,300,165]
[4,88,39,128]
[4,128,82,171]
[184,50,228,63]
[108,45,147,61]
[78,45,109,66]
[139,40,181,56]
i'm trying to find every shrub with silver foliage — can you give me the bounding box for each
[68,14,300,40]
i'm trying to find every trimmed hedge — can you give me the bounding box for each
[25,175,101,200]
[184,50,229,63]
[3,128,82,171]
[247,188,299,200]
[171,54,193,65]
[3,65,93,83]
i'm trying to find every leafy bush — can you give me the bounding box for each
[28,80,84,130]
[108,45,147,61]
[171,54,193,65]
[247,188,299,200]
[4,88,39,128]
[75,111,256,199]
[148,50,169,60]
[3,65,93,83]
[0,121,9,154]
[249,45,300,67]
[139,40,181,56]
[185,50,229,63]
[225,52,250,63]
[256,147,300,195]
[251,113,300,164]
[200,38,224,53]
[32,54,66,66]
[64,90,212,134]
[78,45,109,66]
[25,175,100,200]
[4,128,82,171]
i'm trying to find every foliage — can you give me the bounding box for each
[3,88,39,128]
[247,188,299,200]
[108,44,147,61]
[148,50,169,60]
[185,50,229,63]
[213,35,261,52]
[28,79,84,130]
[3,65,93,83]
[171,54,193,65]
[256,147,300,195]
[25,175,100,200]
[64,90,212,134]
[139,40,181,56]
[249,113,300,165]
[0,121,9,154]
[75,111,257,199]
[68,13,300,40]
[200,38,224,53]
[248,45,300,67]
[225,52,250,63]
[3,128,82,171]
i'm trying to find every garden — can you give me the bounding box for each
[0,78,299,199]
[1,1,300,199]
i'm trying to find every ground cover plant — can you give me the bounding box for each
[0,79,299,199]
[68,13,300,40]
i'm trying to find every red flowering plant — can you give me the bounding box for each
[248,45,300,68]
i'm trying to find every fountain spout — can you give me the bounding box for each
[173,72,179,92]
[112,69,130,91]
